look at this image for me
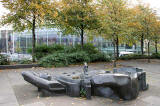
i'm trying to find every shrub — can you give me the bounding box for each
[0,54,9,65]
[67,51,90,64]
[62,43,98,54]
[33,43,111,67]
[49,44,65,52]
[39,51,90,67]
[118,54,149,60]
[90,52,111,62]
[63,46,77,53]
[151,53,160,59]
[74,43,99,54]
[28,43,99,60]
[16,59,33,64]
[39,53,68,67]
[28,44,65,60]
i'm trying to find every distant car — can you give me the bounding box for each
[119,51,134,57]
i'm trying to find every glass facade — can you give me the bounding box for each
[0,28,141,54]
[0,30,13,53]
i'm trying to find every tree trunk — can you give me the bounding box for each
[116,35,119,58]
[155,40,158,54]
[141,34,144,55]
[113,41,116,67]
[134,44,137,53]
[80,28,84,48]
[135,44,137,49]
[32,15,36,62]
[148,41,150,63]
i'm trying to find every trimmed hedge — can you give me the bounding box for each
[0,54,9,65]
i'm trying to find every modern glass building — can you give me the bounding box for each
[0,28,141,54]
[0,30,13,53]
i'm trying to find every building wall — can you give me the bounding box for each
[0,28,141,54]
[0,30,13,53]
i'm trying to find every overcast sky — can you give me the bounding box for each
[130,0,160,15]
[0,0,160,29]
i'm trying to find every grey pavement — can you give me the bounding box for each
[0,60,160,106]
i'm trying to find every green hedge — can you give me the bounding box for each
[39,51,92,67]
[151,53,160,59]
[118,54,147,60]
[27,44,65,60]
[14,59,33,64]
[28,43,160,67]
[67,51,90,64]
[118,53,160,60]
[38,43,110,67]
[28,43,99,60]
[39,53,68,67]
[90,52,111,62]
[0,54,9,65]
[74,43,99,54]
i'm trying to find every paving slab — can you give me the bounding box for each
[142,96,160,106]
[0,72,19,106]
[0,102,19,106]
[23,102,46,106]
[1,60,160,106]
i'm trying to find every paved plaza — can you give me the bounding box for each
[0,60,160,106]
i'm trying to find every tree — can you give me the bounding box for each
[130,5,156,55]
[98,0,131,58]
[152,20,160,54]
[0,0,52,62]
[145,11,157,62]
[54,0,100,47]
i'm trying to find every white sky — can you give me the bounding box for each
[0,3,10,30]
[130,0,160,15]
[0,0,160,30]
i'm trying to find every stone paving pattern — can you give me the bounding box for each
[0,60,160,106]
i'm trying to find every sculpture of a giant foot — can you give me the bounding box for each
[21,67,148,100]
